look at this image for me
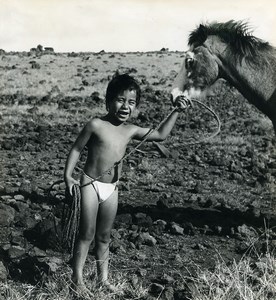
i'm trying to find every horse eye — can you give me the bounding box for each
[185,57,194,69]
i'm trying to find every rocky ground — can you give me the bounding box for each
[0,50,275,299]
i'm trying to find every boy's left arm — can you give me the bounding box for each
[133,95,190,142]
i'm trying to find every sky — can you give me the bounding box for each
[0,0,275,52]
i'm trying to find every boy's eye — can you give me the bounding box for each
[129,101,136,106]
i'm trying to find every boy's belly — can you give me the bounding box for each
[83,160,122,183]
[84,142,126,183]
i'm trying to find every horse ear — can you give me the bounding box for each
[199,24,207,33]
[112,70,120,79]
[189,23,208,47]
[198,24,208,41]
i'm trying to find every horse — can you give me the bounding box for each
[171,20,276,134]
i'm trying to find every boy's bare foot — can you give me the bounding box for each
[70,282,93,298]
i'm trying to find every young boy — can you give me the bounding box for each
[64,74,189,294]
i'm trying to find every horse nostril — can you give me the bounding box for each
[170,93,174,103]
[185,57,194,70]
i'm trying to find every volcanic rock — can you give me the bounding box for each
[134,213,153,227]
[0,204,15,226]
[137,232,157,246]
[169,223,184,235]
[0,261,8,282]
[8,245,26,259]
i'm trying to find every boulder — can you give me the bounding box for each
[44,47,54,53]
[8,245,26,259]
[151,219,167,235]
[170,223,184,235]
[0,204,15,226]
[137,232,157,246]
[115,213,133,225]
[8,255,50,284]
[134,213,153,227]
[0,261,8,282]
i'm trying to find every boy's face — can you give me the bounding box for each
[108,89,137,122]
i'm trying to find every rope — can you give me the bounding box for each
[80,127,155,188]
[79,106,174,187]
[61,184,81,255]
[81,98,221,186]
[182,99,221,145]
[48,99,221,253]
[46,180,81,254]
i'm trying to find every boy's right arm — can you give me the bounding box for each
[64,119,95,194]
[132,96,190,142]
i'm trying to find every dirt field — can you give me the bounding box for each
[0,50,275,299]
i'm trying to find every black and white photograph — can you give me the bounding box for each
[0,0,275,299]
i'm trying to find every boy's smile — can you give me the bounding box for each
[108,89,137,123]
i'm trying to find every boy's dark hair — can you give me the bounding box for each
[106,74,141,109]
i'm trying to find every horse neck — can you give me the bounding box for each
[215,46,276,116]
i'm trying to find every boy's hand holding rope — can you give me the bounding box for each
[174,94,193,112]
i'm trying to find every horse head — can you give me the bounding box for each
[171,21,276,115]
[171,44,221,103]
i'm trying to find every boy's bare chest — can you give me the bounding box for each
[89,125,131,151]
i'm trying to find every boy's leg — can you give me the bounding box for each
[72,183,99,285]
[95,188,118,285]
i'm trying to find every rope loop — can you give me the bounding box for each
[183,98,221,145]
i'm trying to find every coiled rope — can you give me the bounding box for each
[49,99,221,254]
[61,184,81,254]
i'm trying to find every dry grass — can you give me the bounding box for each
[183,228,276,300]
[185,253,276,300]
[1,254,275,300]
[1,230,275,300]
[0,260,148,300]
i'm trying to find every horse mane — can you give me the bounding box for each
[188,20,272,63]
